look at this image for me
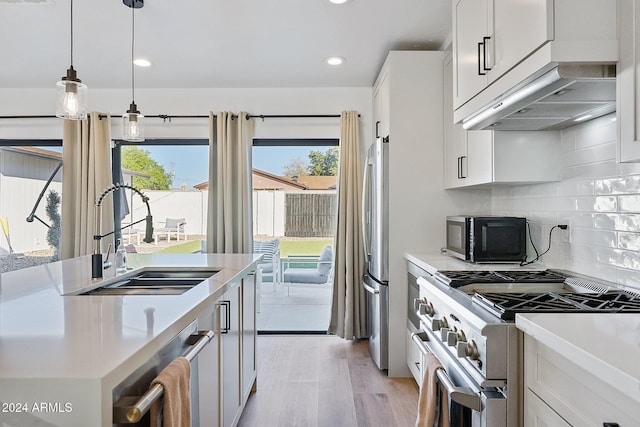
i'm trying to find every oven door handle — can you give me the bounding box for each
[411,332,482,412]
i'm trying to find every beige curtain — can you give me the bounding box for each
[329,111,366,339]
[205,112,254,253]
[60,113,114,259]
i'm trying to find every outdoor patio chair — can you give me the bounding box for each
[253,239,281,292]
[153,218,186,245]
[282,245,333,295]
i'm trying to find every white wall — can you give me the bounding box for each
[491,113,640,291]
[253,191,285,237]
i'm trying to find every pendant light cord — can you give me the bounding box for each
[70,0,74,66]
[131,4,135,104]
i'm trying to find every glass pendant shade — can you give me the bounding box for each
[123,102,145,141]
[56,66,87,120]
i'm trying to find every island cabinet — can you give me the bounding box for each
[198,267,257,427]
[518,314,640,427]
[617,0,640,162]
[444,53,562,189]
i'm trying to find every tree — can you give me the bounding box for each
[45,190,61,261]
[282,157,309,177]
[308,147,339,176]
[121,147,172,190]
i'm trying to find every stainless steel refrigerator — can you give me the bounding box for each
[362,137,389,370]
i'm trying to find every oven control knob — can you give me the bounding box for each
[413,298,426,311]
[456,339,480,360]
[447,330,458,346]
[419,302,435,317]
[447,328,465,346]
[440,327,450,341]
[431,317,448,331]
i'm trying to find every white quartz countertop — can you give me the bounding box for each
[0,253,260,381]
[516,313,640,404]
[404,252,544,274]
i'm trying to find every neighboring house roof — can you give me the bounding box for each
[2,146,149,178]
[285,175,337,190]
[194,168,309,191]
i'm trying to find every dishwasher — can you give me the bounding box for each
[112,321,214,426]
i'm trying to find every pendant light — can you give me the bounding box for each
[122,0,145,142]
[56,0,87,120]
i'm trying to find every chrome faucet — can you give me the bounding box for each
[92,183,153,278]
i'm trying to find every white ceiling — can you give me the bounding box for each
[0,0,452,89]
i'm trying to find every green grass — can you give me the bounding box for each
[278,238,333,258]
[156,240,203,254]
[154,238,334,257]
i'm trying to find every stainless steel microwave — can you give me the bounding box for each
[446,216,527,263]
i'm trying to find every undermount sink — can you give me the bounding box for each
[82,269,219,296]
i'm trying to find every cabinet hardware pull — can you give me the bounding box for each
[220,300,231,334]
[460,156,467,179]
[375,121,381,138]
[482,36,492,71]
[112,330,214,424]
[457,156,462,179]
[477,42,486,76]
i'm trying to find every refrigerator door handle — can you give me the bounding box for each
[362,281,379,295]
[362,160,372,261]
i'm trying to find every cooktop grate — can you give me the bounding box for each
[473,290,640,320]
[435,269,567,287]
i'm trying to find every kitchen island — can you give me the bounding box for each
[0,253,261,427]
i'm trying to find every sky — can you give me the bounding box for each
[147,145,329,189]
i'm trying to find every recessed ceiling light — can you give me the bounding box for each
[133,58,151,67]
[329,0,351,4]
[326,56,345,66]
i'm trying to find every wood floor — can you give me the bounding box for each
[237,335,419,427]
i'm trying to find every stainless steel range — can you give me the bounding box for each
[411,266,640,427]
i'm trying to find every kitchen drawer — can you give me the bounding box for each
[524,336,637,426]
[406,326,422,386]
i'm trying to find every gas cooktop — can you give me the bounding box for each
[434,269,567,288]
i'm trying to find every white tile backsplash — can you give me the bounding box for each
[490,113,640,290]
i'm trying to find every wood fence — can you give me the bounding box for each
[285,193,337,237]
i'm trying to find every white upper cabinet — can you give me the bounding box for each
[453,0,552,110]
[617,0,640,163]
[453,0,618,123]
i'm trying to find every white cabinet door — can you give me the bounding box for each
[465,130,494,187]
[222,282,242,427]
[444,53,469,188]
[241,271,257,402]
[453,0,490,109]
[198,301,223,427]
[491,0,553,82]
[617,0,640,162]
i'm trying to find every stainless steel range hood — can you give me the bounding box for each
[462,64,616,131]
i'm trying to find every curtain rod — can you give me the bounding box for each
[0,113,358,120]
